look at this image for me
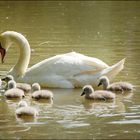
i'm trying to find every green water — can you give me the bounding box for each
[0,1,140,139]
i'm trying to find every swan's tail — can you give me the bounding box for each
[73,58,125,80]
[71,58,125,88]
[99,58,126,80]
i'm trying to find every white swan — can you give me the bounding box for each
[0,31,125,88]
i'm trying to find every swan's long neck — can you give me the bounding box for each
[7,32,30,78]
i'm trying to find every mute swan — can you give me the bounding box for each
[2,75,31,92]
[98,76,134,92]
[16,100,38,117]
[31,83,53,100]
[81,85,115,101]
[0,31,125,88]
[4,80,25,99]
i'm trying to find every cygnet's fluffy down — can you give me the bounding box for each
[4,80,25,99]
[81,85,115,101]
[31,83,53,100]
[16,100,38,117]
[32,83,41,92]
[16,83,31,92]
[2,75,31,92]
[98,76,134,92]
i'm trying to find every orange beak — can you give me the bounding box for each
[0,43,6,63]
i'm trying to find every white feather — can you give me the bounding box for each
[1,31,125,88]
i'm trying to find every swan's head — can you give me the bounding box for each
[81,85,94,96]
[0,31,25,63]
[8,80,16,89]
[2,75,14,83]
[32,83,41,92]
[98,76,110,89]
[0,31,14,63]
[18,100,28,108]
[0,42,6,63]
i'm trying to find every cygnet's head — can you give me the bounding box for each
[8,80,16,89]
[81,85,94,96]
[32,83,41,92]
[18,100,28,108]
[98,76,110,89]
[2,75,14,83]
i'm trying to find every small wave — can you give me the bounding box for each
[108,119,140,124]
[57,120,90,128]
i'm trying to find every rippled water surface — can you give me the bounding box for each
[0,1,140,139]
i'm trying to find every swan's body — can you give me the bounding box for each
[98,76,134,92]
[2,75,31,92]
[0,31,125,88]
[81,85,115,100]
[31,83,53,100]
[4,80,25,99]
[16,100,38,117]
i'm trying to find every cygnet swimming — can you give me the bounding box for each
[4,80,25,99]
[2,75,31,92]
[31,83,53,100]
[98,76,134,92]
[16,100,38,117]
[81,85,115,101]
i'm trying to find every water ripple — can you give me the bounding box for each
[57,120,90,128]
[108,119,140,124]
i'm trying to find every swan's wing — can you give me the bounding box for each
[74,58,125,77]
[73,59,105,76]
[26,52,108,77]
[18,52,125,88]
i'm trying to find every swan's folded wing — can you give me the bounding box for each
[26,52,109,77]
[73,59,108,76]
[73,58,125,77]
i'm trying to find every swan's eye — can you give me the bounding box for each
[0,43,6,63]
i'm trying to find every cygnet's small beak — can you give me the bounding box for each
[98,82,102,87]
[0,43,6,63]
[1,77,6,81]
[1,77,8,82]
[81,91,85,96]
